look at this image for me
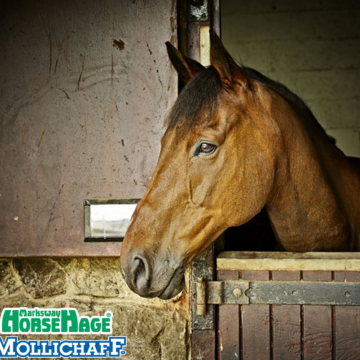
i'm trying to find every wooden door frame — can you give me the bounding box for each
[176,1,221,358]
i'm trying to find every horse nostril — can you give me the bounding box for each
[133,257,144,280]
[131,255,150,293]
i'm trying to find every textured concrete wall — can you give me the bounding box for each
[0,258,190,359]
[222,0,360,157]
[0,0,177,256]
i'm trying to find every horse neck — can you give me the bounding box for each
[265,104,356,251]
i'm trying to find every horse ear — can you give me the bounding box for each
[166,42,205,83]
[210,30,247,88]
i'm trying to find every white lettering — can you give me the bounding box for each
[99,342,110,356]
[86,342,99,356]
[0,337,16,356]
[30,342,41,355]
[53,342,59,356]
[110,338,125,355]
[72,342,86,356]
[41,341,52,356]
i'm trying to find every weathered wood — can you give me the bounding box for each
[242,270,270,281]
[217,270,239,360]
[303,271,332,282]
[191,246,216,330]
[188,3,219,357]
[241,271,270,360]
[191,330,216,360]
[187,22,201,60]
[272,271,301,360]
[302,271,333,360]
[272,271,300,281]
[215,253,360,360]
[217,251,360,271]
[334,271,360,282]
[334,271,360,360]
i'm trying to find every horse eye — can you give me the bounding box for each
[199,142,217,155]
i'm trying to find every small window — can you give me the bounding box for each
[84,200,139,242]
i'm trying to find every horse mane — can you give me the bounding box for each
[167,65,336,146]
[242,67,311,115]
[166,66,222,130]
[242,67,337,146]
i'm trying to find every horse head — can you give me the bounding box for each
[120,30,283,299]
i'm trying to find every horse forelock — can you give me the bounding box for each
[166,66,222,132]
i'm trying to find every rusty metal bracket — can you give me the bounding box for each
[191,246,215,330]
[248,281,360,306]
[196,278,250,315]
[188,0,209,22]
[195,280,360,314]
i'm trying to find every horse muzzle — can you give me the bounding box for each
[120,252,185,300]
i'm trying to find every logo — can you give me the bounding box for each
[0,308,127,358]
[0,308,112,334]
[0,337,127,358]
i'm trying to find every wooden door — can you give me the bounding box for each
[216,252,360,360]
[0,0,177,256]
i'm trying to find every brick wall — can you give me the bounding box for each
[222,0,360,157]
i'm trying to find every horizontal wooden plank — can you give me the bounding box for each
[242,270,270,281]
[302,271,332,282]
[272,270,300,281]
[217,251,360,271]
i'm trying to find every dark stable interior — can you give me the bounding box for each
[224,209,279,251]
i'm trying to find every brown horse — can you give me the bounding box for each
[120,30,360,299]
